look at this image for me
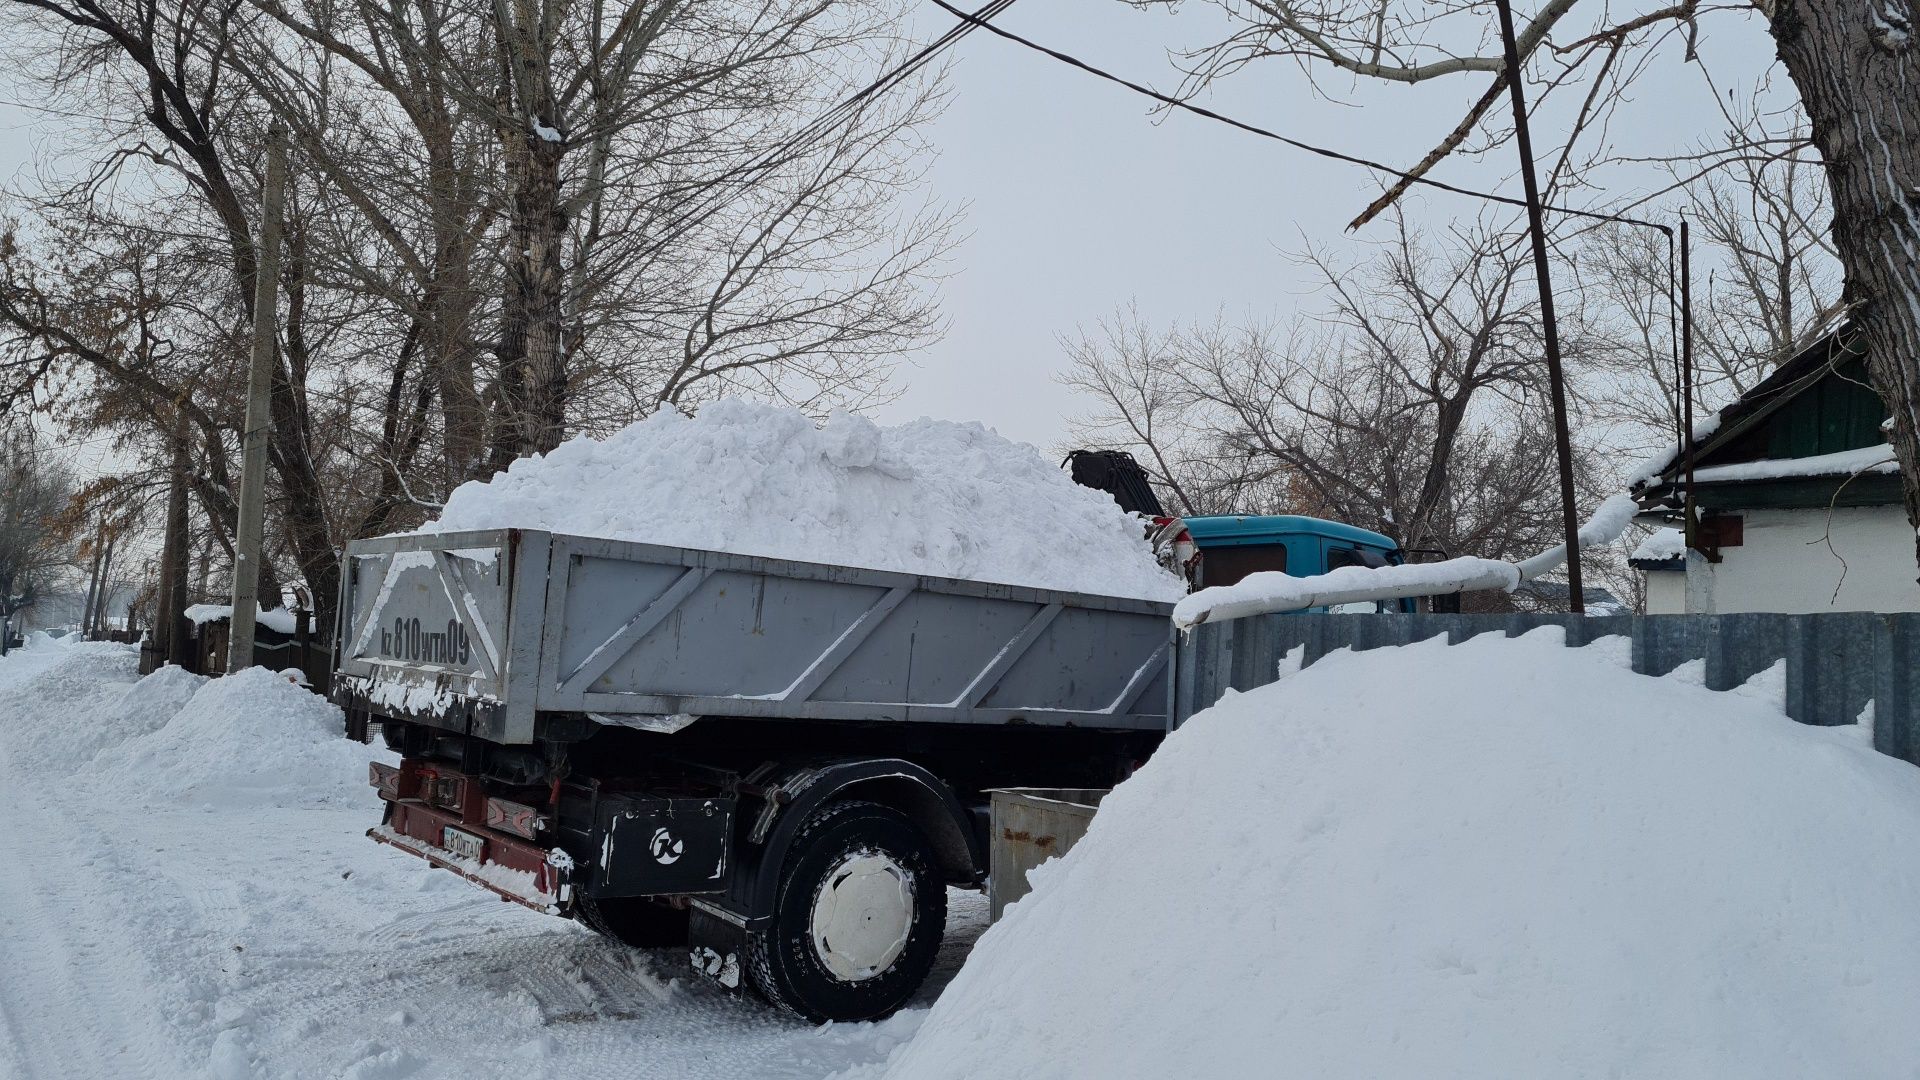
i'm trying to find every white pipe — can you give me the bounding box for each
[1172,494,1639,629]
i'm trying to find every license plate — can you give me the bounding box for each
[442,826,485,862]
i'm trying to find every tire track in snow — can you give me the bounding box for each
[0,747,196,1080]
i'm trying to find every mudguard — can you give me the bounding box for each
[736,758,985,927]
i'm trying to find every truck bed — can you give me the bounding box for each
[332,529,1176,744]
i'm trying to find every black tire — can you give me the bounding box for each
[747,800,946,1023]
[573,895,691,948]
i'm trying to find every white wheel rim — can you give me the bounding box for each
[809,850,915,982]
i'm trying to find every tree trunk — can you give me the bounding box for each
[1770,0,1920,569]
[498,139,569,458]
[160,433,192,667]
[492,0,570,462]
[422,125,489,487]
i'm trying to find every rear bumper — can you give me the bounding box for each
[371,799,572,913]
[333,674,514,742]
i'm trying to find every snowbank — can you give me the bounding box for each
[866,630,1920,1080]
[91,666,377,806]
[0,641,215,773]
[417,401,1185,601]
[0,641,356,803]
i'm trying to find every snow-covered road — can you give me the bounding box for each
[0,640,978,1079]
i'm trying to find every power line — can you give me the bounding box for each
[624,0,1022,260]
[4,430,139,457]
[0,96,124,125]
[925,0,1669,237]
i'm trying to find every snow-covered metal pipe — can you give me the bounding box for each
[1172,494,1640,629]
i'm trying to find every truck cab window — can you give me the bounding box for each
[1327,546,1389,571]
[1198,544,1288,588]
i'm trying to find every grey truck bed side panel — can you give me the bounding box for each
[338,530,1176,744]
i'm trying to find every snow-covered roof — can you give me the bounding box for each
[1688,444,1897,484]
[1630,528,1685,563]
[183,604,301,635]
[1629,327,1892,504]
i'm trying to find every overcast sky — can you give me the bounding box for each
[0,0,1784,459]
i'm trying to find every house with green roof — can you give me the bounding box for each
[1628,326,1916,614]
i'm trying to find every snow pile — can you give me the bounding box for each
[1632,527,1685,562]
[867,630,1920,1080]
[418,401,1186,601]
[0,642,165,771]
[0,637,363,808]
[91,667,377,806]
[1175,494,1639,626]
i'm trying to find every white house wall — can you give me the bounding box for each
[1643,569,1686,615]
[1677,506,1920,614]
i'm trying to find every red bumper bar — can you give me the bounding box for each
[370,797,572,913]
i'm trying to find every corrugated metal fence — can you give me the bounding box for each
[1173,613,1920,768]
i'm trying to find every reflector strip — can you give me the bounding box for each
[485,797,545,840]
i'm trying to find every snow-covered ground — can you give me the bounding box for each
[16,628,1920,1080]
[0,640,983,1080]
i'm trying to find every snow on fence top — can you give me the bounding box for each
[417,401,1187,602]
[865,630,1920,1080]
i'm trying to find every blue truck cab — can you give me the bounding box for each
[1181,515,1414,613]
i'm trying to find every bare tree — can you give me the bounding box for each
[0,435,77,652]
[1136,0,1920,566]
[0,0,954,636]
[1577,101,1843,462]
[1065,218,1602,581]
[235,0,953,469]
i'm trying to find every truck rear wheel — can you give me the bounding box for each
[747,800,946,1023]
[574,895,691,948]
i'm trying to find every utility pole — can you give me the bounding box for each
[1492,0,1584,613]
[228,125,287,673]
[1680,219,1698,548]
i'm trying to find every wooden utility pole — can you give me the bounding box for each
[1492,0,1584,613]
[228,126,288,673]
[94,529,116,636]
[81,521,105,638]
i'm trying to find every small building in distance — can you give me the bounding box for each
[1630,326,1918,615]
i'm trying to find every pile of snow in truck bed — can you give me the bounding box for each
[419,401,1186,601]
[862,629,1920,1080]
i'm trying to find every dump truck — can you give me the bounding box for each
[332,514,1407,1022]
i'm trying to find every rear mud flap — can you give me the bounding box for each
[688,901,751,990]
